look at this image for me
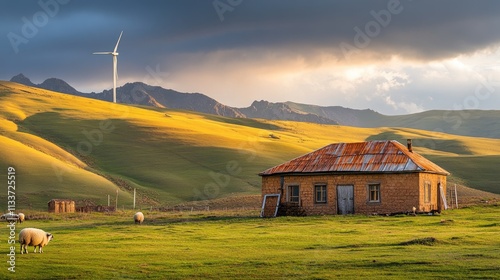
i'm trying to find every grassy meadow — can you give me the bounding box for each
[0,81,500,210]
[1,205,499,279]
[0,81,498,280]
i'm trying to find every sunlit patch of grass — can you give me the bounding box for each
[1,206,498,279]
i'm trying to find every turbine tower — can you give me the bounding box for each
[93,31,123,103]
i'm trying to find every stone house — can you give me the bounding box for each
[259,140,449,216]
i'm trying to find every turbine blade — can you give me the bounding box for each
[93,52,113,55]
[114,31,123,53]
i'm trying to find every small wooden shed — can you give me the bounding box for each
[48,199,75,213]
[259,140,450,216]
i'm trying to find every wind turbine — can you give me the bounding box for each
[93,31,123,103]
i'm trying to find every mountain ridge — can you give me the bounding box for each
[8,74,500,139]
[9,74,340,125]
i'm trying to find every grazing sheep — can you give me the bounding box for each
[18,213,25,223]
[134,212,144,224]
[0,213,19,223]
[19,228,53,254]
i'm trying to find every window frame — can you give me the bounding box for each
[367,183,381,203]
[314,184,327,204]
[424,181,431,203]
[287,185,300,203]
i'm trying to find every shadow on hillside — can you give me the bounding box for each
[202,114,282,131]
[365,132,404,143]
[366,133,473,155]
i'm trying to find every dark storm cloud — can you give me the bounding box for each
[1,0,500,90]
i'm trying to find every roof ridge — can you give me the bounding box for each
[389,140,428,171]
[387,140,425,172]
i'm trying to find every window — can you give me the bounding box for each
[368,184,380,202]
[315,184,327,204]
[424,182,431,203]
[288,185,300,203]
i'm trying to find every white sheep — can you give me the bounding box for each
[18,213,25,223]
[19,228,53,254]
[134,212,144,224]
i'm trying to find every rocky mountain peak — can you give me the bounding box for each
[39,78,81,95]
[8,74,344,126]
[10,73,35,87]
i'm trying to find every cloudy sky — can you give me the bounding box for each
[2,0,500,115]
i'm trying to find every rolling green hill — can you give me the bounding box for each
[286,101,500,138]
[13,75,500,139]
[1,81,499,210]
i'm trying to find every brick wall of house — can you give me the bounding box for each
[418,173,447,212]
[261,172,447,216]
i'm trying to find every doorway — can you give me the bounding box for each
[337,185,354,214]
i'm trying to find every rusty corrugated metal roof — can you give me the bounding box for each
[259,140,449,176]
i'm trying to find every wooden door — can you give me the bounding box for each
[337,185,354,214]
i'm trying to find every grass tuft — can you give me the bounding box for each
[399,237,438,246]
[440,219,454,224]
